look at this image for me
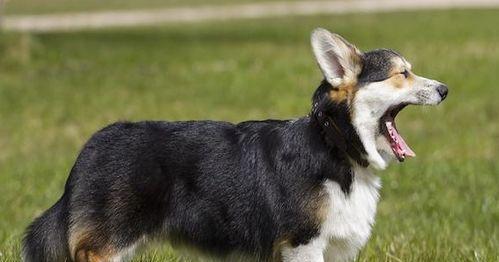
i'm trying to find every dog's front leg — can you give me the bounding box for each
[323,240,361,262]
[281,238,325,262]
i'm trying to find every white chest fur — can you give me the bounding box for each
[321,165,381,261]
[281,166,381,262]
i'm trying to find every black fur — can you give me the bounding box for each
[22,81,364,261]
[312,80,368,170]
[23,196,69,261]
[359,49,402,83]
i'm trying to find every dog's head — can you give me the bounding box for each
[310,28,448,170]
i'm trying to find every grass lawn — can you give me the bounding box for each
[0,9,498,261]
[3,0,328,15]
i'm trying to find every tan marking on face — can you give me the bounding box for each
[389,57,407,75]
[406,73,415,85]
[387,74,405,89]
[329,83,358,104]
[386,56,415,89]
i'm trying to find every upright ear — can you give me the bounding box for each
[311,28,363,87]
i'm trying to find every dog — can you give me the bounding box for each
[23,28,448,262]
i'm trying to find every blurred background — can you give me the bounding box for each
[0,0,498,261]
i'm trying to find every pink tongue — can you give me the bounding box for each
[386,121,416,159]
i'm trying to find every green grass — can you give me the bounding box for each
[3,0,329,15]
[1,9,498,261]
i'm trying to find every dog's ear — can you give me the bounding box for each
[311,28,363,87]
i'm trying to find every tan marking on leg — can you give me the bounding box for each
[75,249,88,262]
[272,235,291,262]
[69,226,93,260]
[75,249,115,262]
[69,225,116,262]
[87,250,110,262]
[310,185,329,228]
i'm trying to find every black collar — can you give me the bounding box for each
[312,103,369,168]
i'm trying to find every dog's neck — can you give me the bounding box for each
[311,80,369,168]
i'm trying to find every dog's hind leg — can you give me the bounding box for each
[69,224,143,262]
[73,243,140,262]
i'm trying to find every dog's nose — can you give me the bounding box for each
[437,84,448,100]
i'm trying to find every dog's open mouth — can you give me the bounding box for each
[380,104,416,162]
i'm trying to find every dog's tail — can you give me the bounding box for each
[22,195,69,262]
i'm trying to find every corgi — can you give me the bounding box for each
[23,28,448,262]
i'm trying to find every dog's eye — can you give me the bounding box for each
[401,70,409,78]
